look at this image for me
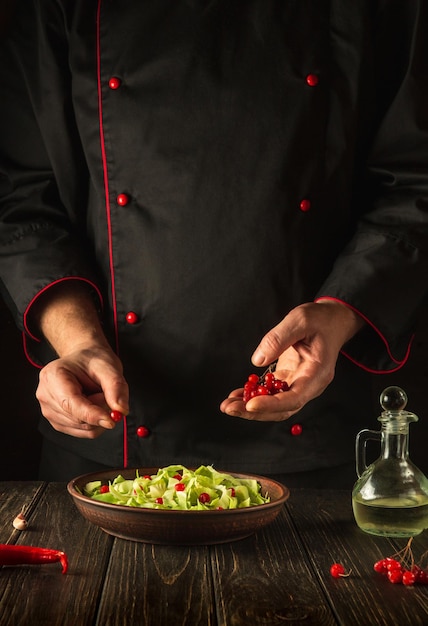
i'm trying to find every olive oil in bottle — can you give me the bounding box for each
[352,387,428,537]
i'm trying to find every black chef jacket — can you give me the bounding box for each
[0,1,427,475]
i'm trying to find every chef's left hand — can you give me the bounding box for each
[220,300,364,422]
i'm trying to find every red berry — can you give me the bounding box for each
[110,410,123,422]
[99,485,109,494]
[402,570,416,586]
[272,379,284,391]
[415,568,428,584]
[330,563,346,578]
[373,559,387,573]
[387,569,403,584]
[155,497,163,505]
[290,424,303,436]
[264,373,275,390]
[174,483,185,492]
[247,374,259,385]
[386,558,401,572]
[199,493,211,504]
[257,385,270,396]
[173,474,182,480]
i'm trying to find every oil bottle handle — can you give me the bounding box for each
[355,429,381,477]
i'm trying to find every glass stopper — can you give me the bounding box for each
[380,386,407,412]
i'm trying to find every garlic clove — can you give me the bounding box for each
[12,512,28,531]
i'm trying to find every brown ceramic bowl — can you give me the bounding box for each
[67,467,289,545]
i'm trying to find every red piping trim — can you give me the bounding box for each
[315,296,412,372]
[122,415,128,465]
[96,0,128,467]
[22,333,43,369]
[96,0,119,354]
[340,343,412,374]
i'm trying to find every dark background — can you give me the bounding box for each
[1,294,427,480]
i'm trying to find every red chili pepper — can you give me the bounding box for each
[0,544,68,574]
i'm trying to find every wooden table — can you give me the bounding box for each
[0,482,427,625]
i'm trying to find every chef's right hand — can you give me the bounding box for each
[36,343,129,438]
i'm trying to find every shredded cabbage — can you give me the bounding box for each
[83,464,270,510]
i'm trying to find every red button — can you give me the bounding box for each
[290,424,303,436]
[109,77,121,90]
[125,311,139,324]
[136,426,150,438]
[117,193,130,206]
[306,73,319,87]
[299,198,311,212]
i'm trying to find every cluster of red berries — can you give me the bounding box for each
[374,558,428,586]
[373,538,428,586]
[330,539,428,586]
[243,372,289,404]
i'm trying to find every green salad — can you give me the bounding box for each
[82,464,270,510]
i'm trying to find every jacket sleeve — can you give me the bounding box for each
[0,2,103,364]
[316,1,428,373]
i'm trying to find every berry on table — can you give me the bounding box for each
[387,569,403,584]
[386,558,402,572]
[416,570,428,584]
[402,571,416,586]
[373,559,387,573]
[330,563,350,578]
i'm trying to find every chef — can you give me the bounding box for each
[0,0,427,484]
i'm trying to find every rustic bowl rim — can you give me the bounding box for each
[67,466,290,516]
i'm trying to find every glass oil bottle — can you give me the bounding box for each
[352,386,428,537]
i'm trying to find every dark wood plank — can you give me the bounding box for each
[212,507,338,626]
[287,489,428,626]
[0,481,45,543]
[0,482,114,626]
[96,540,215,626]
[1,484,426,626]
